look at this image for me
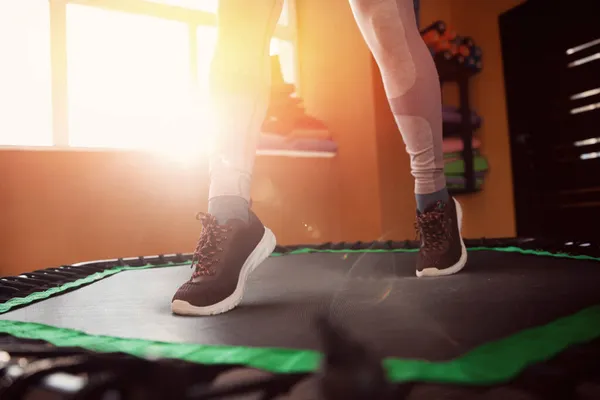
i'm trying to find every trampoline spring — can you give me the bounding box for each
[158,254,177,264]
[142,255,164,266]
[66,267,110,277]
[349,241,363,250]
[173,254,185,263]
[34,268,83,279]
[52,269,92,279]
[329,242,344,250]
[5,275,54,288]
[181,253,195,262]
[0,285,28,298]
[316,242,333,250]
[0,285,20,295]
[22,272,70,284]
[64,264,109,273]
[118,256,147,268]
[72,260,121,270]
[0,278,42,290]
[160,254,178,264]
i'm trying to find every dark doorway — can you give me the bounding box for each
[499,0,600,240]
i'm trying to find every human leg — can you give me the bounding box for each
[349,0,467,276]
[208,0,284,224]
[172,0,283,315]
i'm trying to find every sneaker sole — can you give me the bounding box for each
[416,197,468,277]
[171,227,277,316]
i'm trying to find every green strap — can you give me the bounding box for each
[1,304,599,385]
[2,246,599,315]
[1,246,600,384]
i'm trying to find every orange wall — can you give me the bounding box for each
[265,0,520,243]
[419,0,520,237]
[0,0,522,276]
[296,0,522,242]
[347,0,521,240]
[296,0,384,242]
[0,150,340,275]
[442,0,522,237]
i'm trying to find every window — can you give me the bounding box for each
[0,0,298,150]
[146,0,289,26]
[0,0,53,146]
[271,39,296,83]
[146,0,219,14]
[67,5,198,150]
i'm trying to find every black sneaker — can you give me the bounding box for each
[415,197,467,277]
[171,210,276,316]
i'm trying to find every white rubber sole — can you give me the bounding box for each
[171,227,277,316]
[416,197,468,277]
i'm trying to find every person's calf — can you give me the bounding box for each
[415,187,449,213]
[208,195,249,225]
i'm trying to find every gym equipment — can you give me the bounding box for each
[421,20,447,46]
[263,55,330,139]
[3,239,600,398]
[442,137,482,153]
[445,153,488,175]
[423,23,483,76]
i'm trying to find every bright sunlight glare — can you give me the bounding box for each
[66,4,215,158]
[0,0,53,146]
[146,0,289,25]
[1,0,296,161]
[145,0,219,13]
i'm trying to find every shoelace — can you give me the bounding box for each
[191,213,230,278]
[415,203,451,252]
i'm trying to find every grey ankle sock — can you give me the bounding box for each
[208,196,249,224]
[416,187,450,212]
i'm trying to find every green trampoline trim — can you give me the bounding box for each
[1,245,599,315]
[0,263,183,314]
[274,245,600,262]
[1,304,600,385]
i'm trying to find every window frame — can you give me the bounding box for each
[41,0,299,148]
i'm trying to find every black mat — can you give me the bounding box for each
[3,250,600,361]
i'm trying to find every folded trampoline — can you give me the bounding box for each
[1,238,600,399]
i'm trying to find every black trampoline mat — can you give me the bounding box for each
[3,250,600,363]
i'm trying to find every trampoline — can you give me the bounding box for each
[2,238,600,399]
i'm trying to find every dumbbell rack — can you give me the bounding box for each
[436,55,480,195]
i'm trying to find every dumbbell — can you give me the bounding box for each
[440,27,457,42]
[465,56,483,71]
[459,36,475,48]
[421,20,446,46]
[436,50,466,66]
